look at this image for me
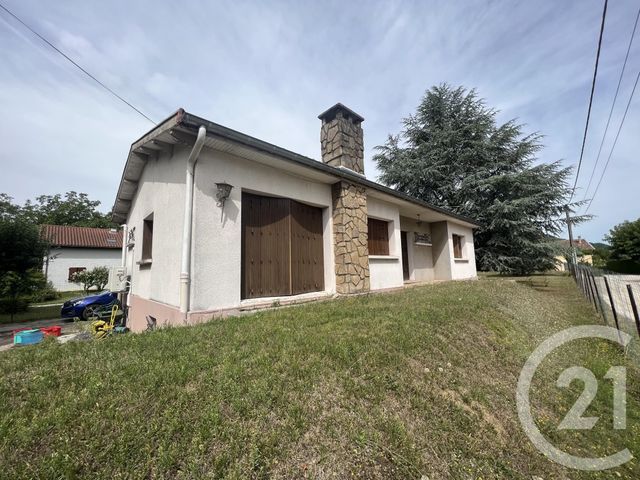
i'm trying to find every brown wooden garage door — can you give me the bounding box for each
[241,192,324,299]
[291,200,324,295]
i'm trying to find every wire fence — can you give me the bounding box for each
[569,262,640,359]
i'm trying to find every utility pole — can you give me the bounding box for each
[565,206,578,265]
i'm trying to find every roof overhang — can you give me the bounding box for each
[112,109,480,229]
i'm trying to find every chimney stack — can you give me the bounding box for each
[318,103,365,175]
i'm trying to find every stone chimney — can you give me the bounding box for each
[319,103,365,175]
[320,103,370,294]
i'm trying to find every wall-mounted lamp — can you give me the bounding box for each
[215,182,233,208]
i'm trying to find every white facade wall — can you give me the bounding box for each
[399,217,434,282]
[45,248,122,291]
[124,143,477,320]
[126,147,188,308]
[190,148,335,312]
[447,222,477,280]
[367,197,404,290]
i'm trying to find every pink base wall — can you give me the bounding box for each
[127,295,186,332]
[127,295,238,332]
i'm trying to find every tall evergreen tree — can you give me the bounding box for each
[374,84,580,275]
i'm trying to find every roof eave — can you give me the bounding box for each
[111,109,185,223]
[112,109,480,229]
[179,112,480,228]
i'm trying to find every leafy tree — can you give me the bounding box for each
[0,219,49,316]
[0,191,115,228]
[71,266,109,292]
[22,192,115,228]
[0,219,47,275]
[0,194,20,221]
[591,246,610,269]
[605,218,640,263]
[0,270,48,317]
[374,84,585,275]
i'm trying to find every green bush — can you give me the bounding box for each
[30,281,59,303]
[71,266,109,292]
[0,296,29,315]
[0,270,44,318]
[606,259,640,274]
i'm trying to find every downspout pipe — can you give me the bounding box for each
[180,126,207,315]
[120,224,128,269]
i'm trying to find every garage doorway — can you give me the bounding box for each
[241,192,324,299]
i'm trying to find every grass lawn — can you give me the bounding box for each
[0,304,61,325]
[0,291,87,325]
[1,276,639,478]
[32,290,86,306]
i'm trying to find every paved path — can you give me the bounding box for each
[0,318,81,347]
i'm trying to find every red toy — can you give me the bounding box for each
[40,326,62,337]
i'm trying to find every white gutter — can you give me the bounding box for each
[120,223,128,268]
[180,126,207,314]
[120,223,132,308]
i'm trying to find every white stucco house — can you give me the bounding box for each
[41,225,123,291]
[112,104,478,331]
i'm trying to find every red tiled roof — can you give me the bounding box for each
[558,238,595,251]
[41,224,123,249]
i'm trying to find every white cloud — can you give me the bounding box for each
[0,0,638,241]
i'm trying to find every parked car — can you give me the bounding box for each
[60,291,118,320]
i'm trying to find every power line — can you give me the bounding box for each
[585,66,640,213]
[0,2,156,125]
[582,7,640,202]
[570,0,608,201]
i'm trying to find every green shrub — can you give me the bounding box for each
[607,259,640,274]
[71,266,109,292]
[0,270,44,318]
[0,296,29,315]
[30,281,59,303]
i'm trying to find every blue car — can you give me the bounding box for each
[61,291,118,320]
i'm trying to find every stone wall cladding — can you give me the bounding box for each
[332,181,370,294]
[321,112,365,174]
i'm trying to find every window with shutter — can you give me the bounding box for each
[452,234,464,259]
[142,214,154,261]
[68,267,86,281]
[368,218,390,255]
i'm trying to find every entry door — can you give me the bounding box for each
[241,193,291,299]
[401,231,410,281]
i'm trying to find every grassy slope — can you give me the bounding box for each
[1,276,639,479]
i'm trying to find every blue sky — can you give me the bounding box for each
[0,0,638,242]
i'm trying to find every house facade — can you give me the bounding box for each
[113,104,478,332]
[41,225,123,291]
[555,236,596,270]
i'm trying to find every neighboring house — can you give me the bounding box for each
[555,236,596,270]
[112,104,479,331]
[41,225,123,291]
